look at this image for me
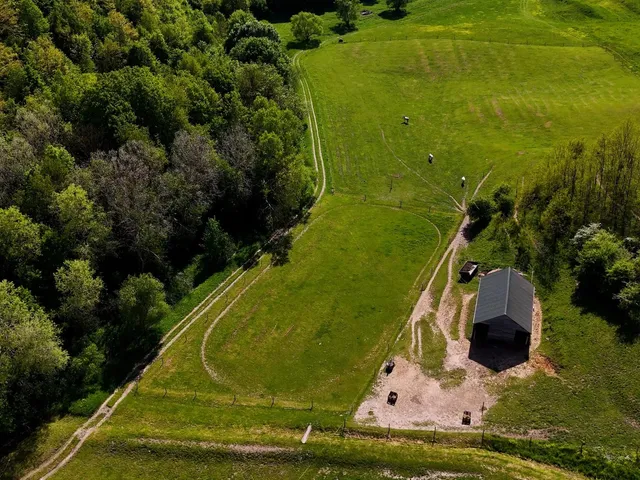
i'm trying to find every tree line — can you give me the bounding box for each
[0,0,313,444]
[467,121,640,334]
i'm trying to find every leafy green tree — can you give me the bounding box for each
[227,9,254,30]
[203,218,235,269]
[17,0,49,39]
[0,135,37,207]
[225,19,280,51]
[291,11,323,43]
[575,230,625,294]
[0,280,68,436]
[230,36,290,78]
[335,0,360,29]
[467,197,494,224]
[387,0,409,12]
[117,273,169,352]
[51,184,110,260]
[492,183,514,218]
[54,259,104,333]
[0,206,42,281]
[617,282,640,327]
[67,342,104,393]
[222,0,251,15]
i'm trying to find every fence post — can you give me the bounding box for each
[163,387,167,398]
[271,396,275,408]
[432,426,437,445]
[193,389,197,401]
[231,394,236,406]
[387,424,391,440]
[310,399,314,411]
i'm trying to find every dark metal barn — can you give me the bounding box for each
[471,268,534,346]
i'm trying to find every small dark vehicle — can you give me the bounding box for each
[387,391,398,406]
[462,411,471,425]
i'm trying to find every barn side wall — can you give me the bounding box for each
[484,315,527,343]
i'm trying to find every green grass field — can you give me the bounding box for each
[18,0,640,477]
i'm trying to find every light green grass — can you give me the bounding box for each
[0,416,85,480]
[201,197,450,406]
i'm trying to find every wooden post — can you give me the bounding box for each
[387,424,391,440]
[310,399,314,411]
[231,394,236,406]
[271,397,275,408]
[432,426,436,445]
[163,387,167,398]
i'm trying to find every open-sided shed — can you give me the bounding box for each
[471,268,534,346]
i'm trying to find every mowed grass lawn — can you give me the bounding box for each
[302,38,640,207]
[138,194,454,412]
[198,197,453,406]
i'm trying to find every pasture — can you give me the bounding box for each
[18,0,640,477]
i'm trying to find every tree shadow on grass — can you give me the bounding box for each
[330,23,357,35]
[286,38,321,50]
[462,219,490,242]
[571,287,640,343]
[379,9,408,20]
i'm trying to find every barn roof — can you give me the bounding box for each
[472,268,534,333]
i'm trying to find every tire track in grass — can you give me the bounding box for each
[23,50,329,480]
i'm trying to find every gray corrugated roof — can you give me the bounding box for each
[472,268,534,333]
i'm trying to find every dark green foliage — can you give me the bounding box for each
[492,183,514,218]
[203,218,235,269]
[225,19,280,52]
[387,0,409,12]
[467,197,494,224]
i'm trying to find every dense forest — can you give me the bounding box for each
[0,0,316,443]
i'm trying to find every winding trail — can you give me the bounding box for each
[407,170,491,358]
[22,50,328,480]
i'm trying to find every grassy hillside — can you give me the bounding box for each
[13,0,640,478]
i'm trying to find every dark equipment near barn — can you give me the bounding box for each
[385,359,395,375]
[459,261,479,282]
[462,411,471,425]
[387,391,398,406]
